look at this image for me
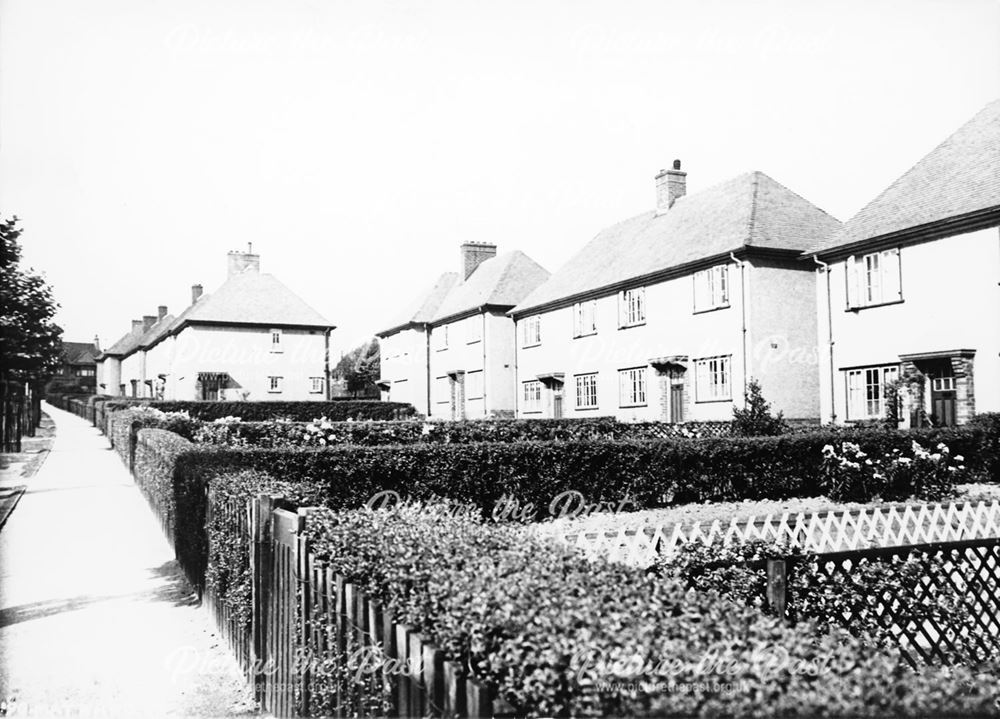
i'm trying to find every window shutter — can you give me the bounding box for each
[845,255,860,309]
[881,248,902,301]
[693,271,706,311]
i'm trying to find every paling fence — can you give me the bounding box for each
[729,538,1000,668]
[541,500,1000,566]
[1,381,40,453]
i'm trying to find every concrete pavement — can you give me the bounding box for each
[0,403,257,718]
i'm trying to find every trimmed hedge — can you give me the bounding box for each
[133,428,195,541]
[296,501,1000,717]
[102,399,416,421]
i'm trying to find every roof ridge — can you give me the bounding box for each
[747,171,761,242]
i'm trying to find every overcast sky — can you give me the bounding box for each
[1,0,997,355]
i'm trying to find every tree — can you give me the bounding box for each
[332,339,380,398]
[731,378,787,436]
[0,216,63,386]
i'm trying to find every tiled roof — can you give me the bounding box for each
[180,271,331,328]
[431,252,550,322]
[122,314,176,358]
[100,328,144,358]
[377,272,460,335]
[61,342,99,365]
[513,171,840,314]
[810,98,1000,254]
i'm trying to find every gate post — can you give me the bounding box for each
[296,507,315,718]
[251,494,275,703]
[766,559,788,621]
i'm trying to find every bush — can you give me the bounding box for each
[820,439,968,502]
[101,399,416,422]
[731,378,788,437]
[133,428,195,543]
[298,501,1000,717]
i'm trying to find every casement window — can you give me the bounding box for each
[575,373,599,409]
[695,356,732,402]
[467,315,482,344]
[522,315,541,347]
[309,377,324,394]
[435,376,450,404]
[846,248,902,309]
[270,329,283,353]
[522,380,543,413]
[466,370,484,399]
[268,376,283,393]
[693,265,730,312]
[846,365,899,420]
[618,287,646,328]
[572,300,597,337]
[618,367,647,407]
[434,325,449,350]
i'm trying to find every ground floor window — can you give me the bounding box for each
[309,376,324,394]
[846,364,899,420]
[618,367,647,407]
[695,355,731,402]
[522,380,543,413]
[434,376,450,405]
[575,373,598,409]
[268,376,283,394]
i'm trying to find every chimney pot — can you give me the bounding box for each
[655,160,687,214]
[191,284,204,303]
[459,242,497,281]
[94,334,101,351]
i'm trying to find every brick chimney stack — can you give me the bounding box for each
[460,243,497,281]
[227,242,261,276]
[157,305,168,320]
[131,319,144,333]
[655,159,687,214]
[93,334,101,351]
[142,315,156,332]
[191,284,203,304]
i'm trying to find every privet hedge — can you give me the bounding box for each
[296,501,1000,717]
[101,399,416,421]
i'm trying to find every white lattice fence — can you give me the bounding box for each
[538,500,1000,567]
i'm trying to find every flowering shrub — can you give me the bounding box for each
[820,439,966,502]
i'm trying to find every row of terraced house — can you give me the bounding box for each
[378,99,1000,427]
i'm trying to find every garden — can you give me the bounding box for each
[63,392,1000,717]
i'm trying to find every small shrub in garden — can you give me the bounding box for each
[731,378,787,437]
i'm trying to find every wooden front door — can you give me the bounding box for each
[931,375,956,427]
[670,383,684,423]
[553,390,563,419]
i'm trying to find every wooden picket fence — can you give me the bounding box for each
[197,490,497,718]
[540,500,1000,566]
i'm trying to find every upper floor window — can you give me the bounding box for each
[522,315,541,347]
[466,370,484,399]
[268,376,283,393]
[522,380,543,413]
[695,355,731,402]
[434,325,449,351]
[270,329,283,353]
[618,367,647,407]
[572,300,597,337]
[467,315,482,344]
[575,373,598,409]
[846,248,902,309]
[693,265,730,312]
[846,365,899,420]
[618,287,646,328]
